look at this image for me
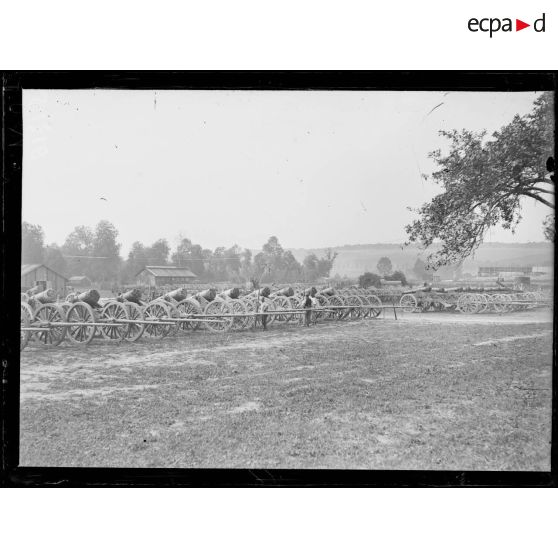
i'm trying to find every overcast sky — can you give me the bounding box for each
[22,89,552,256]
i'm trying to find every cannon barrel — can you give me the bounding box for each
[272,287,294,297]
[67,289,101,307]
[161,287,188,302]
[196,288,217,302]
[26,285,44,297]
[117,288,143,304]
[30,288,57,304]
[221,287,240,299]
[249,287,272,298]
[304,286,317,296]
[318,287,335,297]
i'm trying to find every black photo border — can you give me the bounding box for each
[2,71,557,487]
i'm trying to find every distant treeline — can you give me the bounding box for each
[22,221,338,286]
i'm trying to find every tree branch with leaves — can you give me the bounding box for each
[405,92,555,269]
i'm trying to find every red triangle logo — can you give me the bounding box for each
[516,19,530,31]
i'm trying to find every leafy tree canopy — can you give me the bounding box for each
[358,272,382,288]
[384,270,408,286]
[22,222,45,264]
[406,92,554,269]
[377,256,393,277]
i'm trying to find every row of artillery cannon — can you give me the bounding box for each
[398,285,550,314]
[20,285,385,350]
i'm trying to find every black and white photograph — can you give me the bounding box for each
[13,77,555,474]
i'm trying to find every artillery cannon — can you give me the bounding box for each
[21,289,66,347]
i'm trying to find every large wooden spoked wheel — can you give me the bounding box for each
[356,295,370,318]
[143,300,174,338]
[334,295,350,321]
[271,296,291,323]
[21,306,31,351]
[204,300,233,333]
[343,295,361,320]
[32,303,66,347]
[287,296,305,325]
[241,297,258,328]
[229,299,249,331]
[456,294,479,314]
[429,297,445,312]
[326,295,345,321]
[161,300,181,336]
[476,294,490,314]
[400,294,418,313]
[313,294,332,322]
[367,295,382,318]
[265,299,278,325]
[124,302,145,342]
[66,302,97,345]
[360,295,376,318]
[490,294,507,314]
[252,299,275,327]
[99,301,129,342]
[59,302,72,316]
[21,301,34,324]
[175,298,203,331]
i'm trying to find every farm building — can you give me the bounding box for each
[69,275,92,288]
[21,264,68,296]
[136,266,197,287]
[478,266,532,277]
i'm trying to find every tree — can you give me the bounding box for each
[171,237,206,277]
[412,257,431,281]
[317,249,338,278]
[303,253,319,281]
[406,92,555,269]
[385,270,408,286]
[282,250,303,282]
[148,239,170,266]
[303,249,338,281]
[358,272,382,288]
[44,244,68,276]
[240,249,253,281]
[22,222,45,264]
[377,256,393,277]
[91,220,121,283]
[208,246,228,280]
[543,214,555,242]
[224,245,242,279]
[253,236,303,282]
[62,225,95,277]
[122,241,149,282]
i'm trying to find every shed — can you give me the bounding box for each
[478,266,532,277]
[135,266,197,287]
[21,264,68,296]
[69,276,92,288]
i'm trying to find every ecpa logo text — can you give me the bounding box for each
[468,13,545,37]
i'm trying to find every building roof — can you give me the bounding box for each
[21,263,68,280]
[69,276,91,282]
[136,266,197,278]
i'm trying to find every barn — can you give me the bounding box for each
[135,266,197,287]
[21,264,68,296]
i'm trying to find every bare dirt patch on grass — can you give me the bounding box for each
[473,332,550,346]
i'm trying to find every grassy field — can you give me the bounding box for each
[19,311,553,470]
